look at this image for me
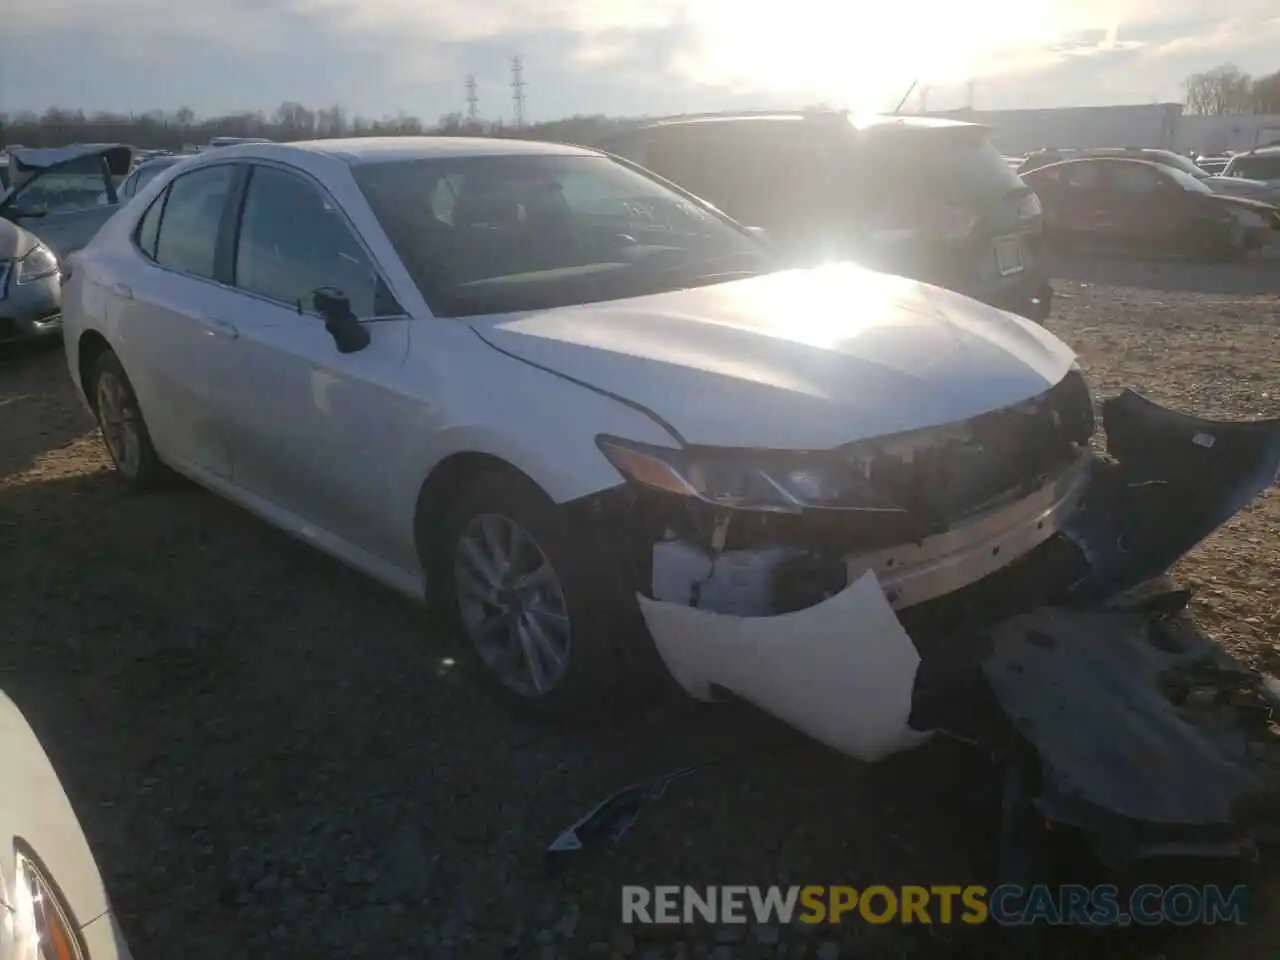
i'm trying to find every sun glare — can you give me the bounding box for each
[679,0,1059,110]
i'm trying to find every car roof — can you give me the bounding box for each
[136,155,185,168]
[1024,156,1164,175]
[623,111,982,135]
[206,137,601,167]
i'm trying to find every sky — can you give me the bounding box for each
[2,0,1279,123]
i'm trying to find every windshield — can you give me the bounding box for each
[1165,167,1215,194]
[860,125,1023,203]
[1226,154,1280,180]
[132,162,176,194]
[353,154,776,318]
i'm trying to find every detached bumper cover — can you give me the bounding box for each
[635,391,1280,857]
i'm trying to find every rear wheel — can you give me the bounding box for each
[432,469,657,718]
[90,349,168,488]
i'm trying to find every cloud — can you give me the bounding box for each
[3,0,1279,119]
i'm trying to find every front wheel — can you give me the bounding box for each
[433,469,656,718]
[89,349,169,488]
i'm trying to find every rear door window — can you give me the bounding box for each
[152,164,236,279]
[135,190,166,259]
[862,125,1022,208]
[1105,163,1164,196]
[1060,163,1101,192]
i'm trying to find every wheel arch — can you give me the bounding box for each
[76,329,113,413]
[412,452,540,562]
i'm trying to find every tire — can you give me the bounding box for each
[1212,220,1247,263]
[89,349,169,488]
[431,468,659,719]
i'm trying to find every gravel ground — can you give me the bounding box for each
[1,254,1278,960]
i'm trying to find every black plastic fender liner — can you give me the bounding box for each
[1062,389,1280,604]
[982,606,1280,866]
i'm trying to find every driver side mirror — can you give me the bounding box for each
[311,287,371,354]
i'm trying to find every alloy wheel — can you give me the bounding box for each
[96,369,142,478]
[452,513,572,697]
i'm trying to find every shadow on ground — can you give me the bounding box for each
[3,306,1279,958]
[0,339,94,479]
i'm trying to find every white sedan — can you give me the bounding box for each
[1,691,132,960]
[61,138,1280,776]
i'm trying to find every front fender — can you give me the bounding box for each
[391,350,682,571]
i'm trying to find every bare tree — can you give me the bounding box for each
[1253,70,1280,114]
[1183,63,1255,114]
[0,101,642,150]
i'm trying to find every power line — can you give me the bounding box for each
[465,75,479,123]
[511,56,526,128]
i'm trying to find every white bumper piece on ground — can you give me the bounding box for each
[636,571,932,763]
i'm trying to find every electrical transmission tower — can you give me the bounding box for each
[465,75,479,123]
[510,56,526,128]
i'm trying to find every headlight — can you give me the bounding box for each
[1017,193,1042,219]
[12,841,89,960]
[595,436,902,514]
[15,243,59,285]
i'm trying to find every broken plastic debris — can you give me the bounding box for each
[544,743,805,872]
[545,761,712,870]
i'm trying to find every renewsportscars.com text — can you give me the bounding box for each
[621,884,1250,927]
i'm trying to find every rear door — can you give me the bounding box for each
[110,162,242,478]
[215,161,414,561]
[1098,162,1182,253]
[1054,161,1109,247]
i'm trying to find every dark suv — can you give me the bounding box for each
[597,111,1052,322]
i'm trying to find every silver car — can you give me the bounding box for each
[115,155,188,203]
[0,218,61,343]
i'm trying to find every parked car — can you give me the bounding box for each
[0,689,133,960]
[1021,147,1280,213]
[207,137,272,149]
[596,112,1053,323]
[0,218,63,343]
[0,144,133,260]
[58,136,1280,840]
[1222,145,1280,186]
[115,155,188,203]
[1022,156,1275,259]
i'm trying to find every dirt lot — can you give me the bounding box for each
[1,256,1278,960]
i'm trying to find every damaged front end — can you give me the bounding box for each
[577,371,1280,865]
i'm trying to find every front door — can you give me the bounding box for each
[216,162,417,563]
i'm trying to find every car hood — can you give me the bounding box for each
[1204,176,1280,202]
[4,143,132,193]
[469,263,1077,449]
[0,691,112,939]
[1210,193,1279,216]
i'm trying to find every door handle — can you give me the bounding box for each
[198,315,240,340]
[111,281,133,299]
